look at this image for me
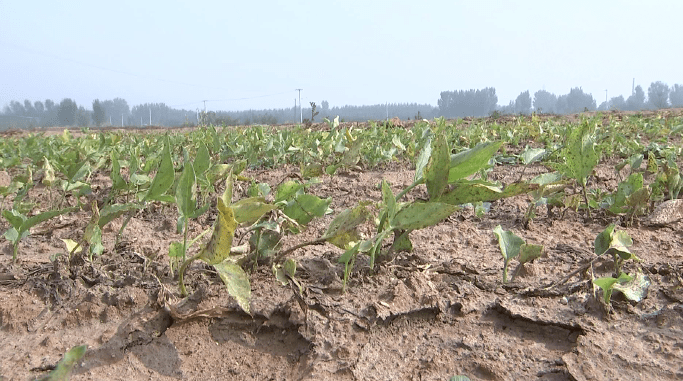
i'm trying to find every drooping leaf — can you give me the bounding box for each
[424,134,450,199]
[391,202,458,231]
[612,272,650,302]
[198,197,238,265]
[213,260,251,315]
[323,202,371,249]
[232,197,276,225]
[448,141,503,183]
[42,157,56,187]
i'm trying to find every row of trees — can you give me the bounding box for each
[2,81,682,129]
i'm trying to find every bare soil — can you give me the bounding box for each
[1,143,683,380]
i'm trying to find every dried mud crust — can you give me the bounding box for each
[1,161,683,381]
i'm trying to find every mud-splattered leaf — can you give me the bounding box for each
[563,121,599,185]
[612,272,650,302]
[323,202,370,249]
[198,198,238,265]
[282,194,332,226]
[424,134,450,199]
[275,180,303,203]
[414,134,432,182]
[437,180,537,205]
[213,260,251,315]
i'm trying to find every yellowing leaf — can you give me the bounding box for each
[198,197,238,265]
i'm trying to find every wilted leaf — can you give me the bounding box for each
[519,243,543,264]
[612,272,650,302]
[323,202,370,249]
[198,198,238,265]
[213,260,251,315]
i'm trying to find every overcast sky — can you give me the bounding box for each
[1,0,681,112]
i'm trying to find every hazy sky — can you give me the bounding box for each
[1,0,681,112]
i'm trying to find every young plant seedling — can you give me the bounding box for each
[492,225,543,283]
[593,272,650,305]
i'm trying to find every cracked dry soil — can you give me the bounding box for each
[1,158,683,380]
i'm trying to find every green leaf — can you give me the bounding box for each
[492,225,524,262]
[110,153,127,191]
[42,157,56,187]
[391,202,457,231]
[176,161,197,218]
[99,203,144,228]
[221,167,234,206]
[282,194,332,226]
[437,180,538,205]
[168,241,184,258]
[563,121,599,184]
[283,258,297,278]
[198,198,238,265]
[424,134,450,199]
[448,141,503,183]
[3,228,19,244]
[23,207,76,234]
[250,223,282,257]
[381,180,397,221]
[194,143,211,176]
[232,197,276,225]
[37,345,87,381]
[2,209,26,230]
[594,224,615,256]
[143,136,174,202]
[521,148,546,165]
[275,180,303,203]
[213,260,251,315]
[413,135,432,182]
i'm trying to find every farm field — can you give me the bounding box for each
[1,110,683,380]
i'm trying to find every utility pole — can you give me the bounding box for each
[295,89,303,124]
[202,100,208,112]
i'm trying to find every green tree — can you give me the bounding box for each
[514,90,531,114]
[648,81,669,109]
[77,106,90,127]
[533,90,557,114]
[670,84,683,107]
[626,85,646,111]
[57,98,78,126]
[92,99,106,126]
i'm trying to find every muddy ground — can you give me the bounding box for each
[1,142,683,380]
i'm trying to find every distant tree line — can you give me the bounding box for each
[2,80,682,129]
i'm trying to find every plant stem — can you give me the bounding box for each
[272,237,327,263]
[178,252,202,297]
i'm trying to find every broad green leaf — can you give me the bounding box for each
[275,180,303,203]
[392,135,406,151]
[301,163,324,178]
[530,172,564,186]
[492,225,524,262]
[521,148,546,165]
[213,260,251,315]
[66,160,89,183]
[391,202,457,231]
[250,224,281,257]
[338,241,361,264]
[392,230,413,252]
[437,180,537,205]
[143,136,174,202]
[176,162,197,218]
[323,202,370,249]
[110,153,127,191]
[519,243,543,264]
[232,197,276,225]
[37,345,87,381]
[282,194,332,226]
[593,273,631,304]
[3,228,19,243]
[221,167,234,206]
[448,141,503,183]
[594,224,615,256]
[129,173,150,186]
[341,138,362,167]
[23,207,76,233]
[283,258,297,278]
[198,198,238,265]
[424,134,450,199]
[194,143,211,176]
[381,180,397,221]
[594,224,634,259]
[168,241,184,258]
[248,182,271,198]
[2,209,25,230]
